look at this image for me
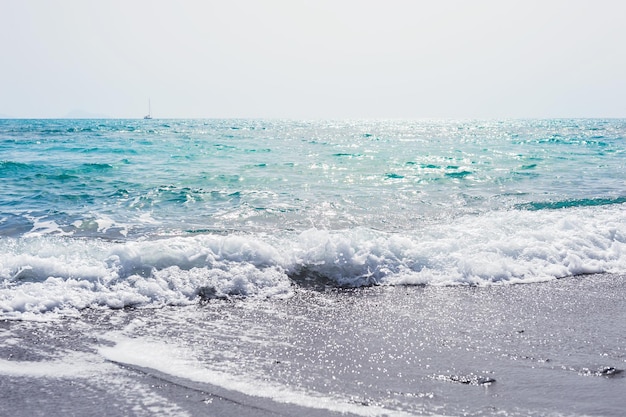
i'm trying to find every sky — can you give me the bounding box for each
[1,0,625,119]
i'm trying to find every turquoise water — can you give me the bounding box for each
[1,119,626,316]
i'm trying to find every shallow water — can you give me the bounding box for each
[1,274,624,416]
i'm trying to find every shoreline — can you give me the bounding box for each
[1,273,625,416]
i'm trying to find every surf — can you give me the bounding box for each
[2,203,625,318]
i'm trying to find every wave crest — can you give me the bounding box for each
[1,205,626,317]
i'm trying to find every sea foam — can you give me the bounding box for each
[1,205,625,317]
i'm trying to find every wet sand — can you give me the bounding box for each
[1,273,625,416]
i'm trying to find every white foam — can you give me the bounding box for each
[23,214,71,238]
[0,350,192,416]
[287,206,626,286]
[89,214,128,237]
[1,205,626,317]
[99,336,422,417]
[0,351,113,378]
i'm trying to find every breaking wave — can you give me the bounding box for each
[2,205,626,318]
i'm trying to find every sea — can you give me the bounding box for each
[1,118,625,416]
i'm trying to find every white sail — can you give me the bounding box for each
[144,99,152,119]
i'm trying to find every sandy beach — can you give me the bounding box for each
[1,273,624,416]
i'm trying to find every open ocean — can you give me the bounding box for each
[1,119,625,416]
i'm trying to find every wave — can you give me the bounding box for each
[1,205,625,317]
[0,160,45,173]
[518,196,626,210]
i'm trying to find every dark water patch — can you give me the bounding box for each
[385,173,404,179]
[245,148,271,153]
[213,143,237,151]
[35,172,78,181]
[403,161,437,169]
[0,161,43,173]
[184,228,232,235]
[498,191,530,198]
[445,171,472,179]
[333,153,362,158]
[289,268,382,290]
[100,148,139,155]
[289,271,350,291]
[520,164,537,170]
[518,197,626,211]
[81,163,113,171]
[513,171,539,179]
[170,154,195,161]
[66,127,94,133]
[306,139,330,145]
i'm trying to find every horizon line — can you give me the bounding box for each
[2,116,626,121]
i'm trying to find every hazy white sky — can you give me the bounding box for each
[1,0,625,119]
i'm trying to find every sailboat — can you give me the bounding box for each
[144,99,152,119]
